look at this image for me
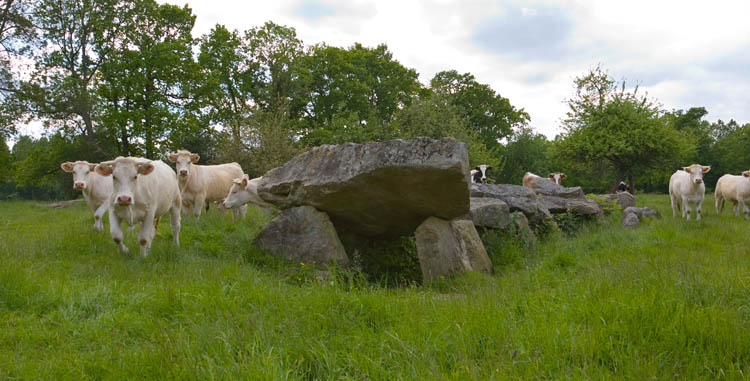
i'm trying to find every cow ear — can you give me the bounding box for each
[561,173,567,179]
[474,166,480,171]
[87,163,98,171]
[241,177,248,187]
[683,167,692,173]
[548,174,555,179]
[486,166,492,170]
[702,166,711,173]
[95,163,113,176]
[190,154,200,163]
[743,171,750,178]
[61,162,74,172]
[137,162,155,175]
[167,153,177,163]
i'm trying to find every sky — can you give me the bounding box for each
[19,0,750,141]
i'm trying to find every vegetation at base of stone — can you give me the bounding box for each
[2,195,748,379]
[478,226,533,270]
[341,235,422,287]
[586,193,620,215]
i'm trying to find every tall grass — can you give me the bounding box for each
[0,195,747,379]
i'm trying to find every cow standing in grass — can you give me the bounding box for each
[60,161,113,232]
[167,150,243,219]
[669,164,711,220]
[222,175,274,217]
[96,157,181,257]
[714,170,750,218]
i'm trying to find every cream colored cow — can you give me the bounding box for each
[715,171,750,218]
[167,150,243,218]
[61,161,113,231]
[669,164,711,220]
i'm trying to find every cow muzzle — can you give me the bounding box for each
[116,195,133,205]
[695,179,702,184]
[74,182,85,189]
[179,170,188,176]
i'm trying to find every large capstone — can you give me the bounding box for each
[253,206,350,267]
[414,217,492,281]
[257,137,470,238]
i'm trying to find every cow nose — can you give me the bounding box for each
[481,178,487,183]
[179,170,188,176]
[74,182,84,189]
[117,195,132,205]
[695,179,702,184]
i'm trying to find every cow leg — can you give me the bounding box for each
[681,196,689,219]
[231,207,240,221]
[93,202,108,232]
[696,200,703,221]
[741,200,749,219]
[670,194,679,218]
[733,201,740,216]
[109,208,129,254]
[240,204,247,219]
[170,197,181,247]
[192,197,204,218]
[716,195,723,214]
[138,209,157,258]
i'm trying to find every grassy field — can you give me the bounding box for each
[0,194,748,379]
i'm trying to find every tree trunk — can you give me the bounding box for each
[610,170,626,194]
[628,173,635,195]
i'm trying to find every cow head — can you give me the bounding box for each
[743,171,750,178]
[683,164,711,185]
[167,150,199,178]
[473,165,492,183]
[548,172,566,185]
[223,175,251,209]
[61,161,98,190]
[96,157,155,206]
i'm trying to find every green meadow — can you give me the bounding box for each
[0,194,747,379]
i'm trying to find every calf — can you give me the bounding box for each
[167,150,244,218]
[668,164,711,220]
[714,171,750,218]
[61,161,113,231]
[471,165,492,183]
[96,157,181,257]
[223,175,274,216]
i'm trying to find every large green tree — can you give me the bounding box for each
[430,70,529,150]
[551,66,692,193]
[0,0,35,136]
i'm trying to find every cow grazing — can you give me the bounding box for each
[96,157,181,257]
[471,165,492,183]
[223,175,274,216]
[61,161,113,231]
[167,150,243,218]
[714,171,750,218]
[668,164,711,220]
[215,199,248,219]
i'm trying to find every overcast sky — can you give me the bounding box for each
[166,1,749,137]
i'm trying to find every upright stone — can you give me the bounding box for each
[258,137,470,238]
[414,217,492,281]
[253,206,350,267]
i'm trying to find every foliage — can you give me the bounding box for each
[551,66,693,193]
[493,126,552,184]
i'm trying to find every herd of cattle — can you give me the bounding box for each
[60,156,750,257]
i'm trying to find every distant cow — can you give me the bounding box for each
[222,175,274,216]
[471,165,492,183]
[61,161,113,232]
[669,164,711,220]
[714,171,750,218]
[616,181,628,193]
[167,150,243,218]
[96,157,181,257]
[522,172,566,189]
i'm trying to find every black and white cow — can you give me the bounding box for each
[471,165,492,183]
[616,181,628,193]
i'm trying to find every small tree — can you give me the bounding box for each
[551,66,692,193]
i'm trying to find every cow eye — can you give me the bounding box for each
[112,176,117,181]
[133,175,137,180]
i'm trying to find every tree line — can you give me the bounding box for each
[0,0,748,200]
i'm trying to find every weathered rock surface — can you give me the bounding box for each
[602,192,636,209]
[467,197,510,229]
[621,206,661,228]
[470,183,551,224]
[510,211,536,246]
[526,178,585,199]
[415,217,492,281]
[538,196,603,216]
[258,137,470,238]
[253,206,350,266]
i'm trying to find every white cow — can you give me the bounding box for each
[167,150,243,219]
[223,175,274,216]
[669,164,711,220]
[522,172,566,188]
[714,171,750,218]
[61,161,113,231]
[471,165,492,183]
[96,157,181,257]
[215,199,248,219]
